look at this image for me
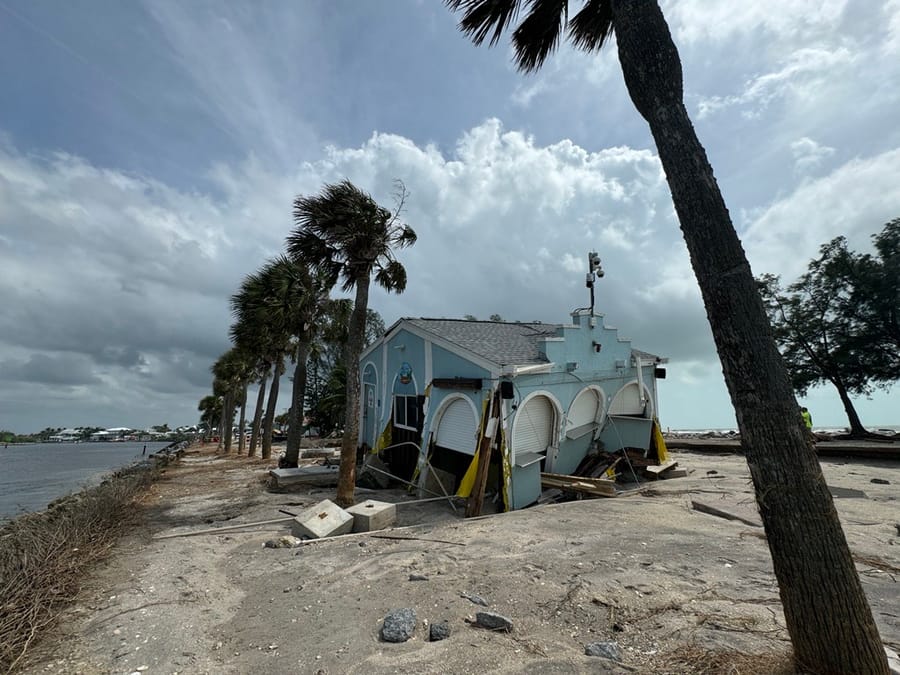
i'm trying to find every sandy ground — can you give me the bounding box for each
[20,444,900,674]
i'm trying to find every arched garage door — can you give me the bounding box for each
[513,395,555,455]
[434,398,478,455]
[609,382,653,417]
[566,387,604,438]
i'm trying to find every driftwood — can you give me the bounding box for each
[691,500,762,528]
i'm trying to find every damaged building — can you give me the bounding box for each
[358,311,666,511]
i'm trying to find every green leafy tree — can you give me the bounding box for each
[445,1,887,671]
[759,221,900,437]
[851,219,900,382]
[288,180,416,506]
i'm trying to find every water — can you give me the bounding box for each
[0,441,170,523]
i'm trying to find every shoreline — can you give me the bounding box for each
[11,443,899,673]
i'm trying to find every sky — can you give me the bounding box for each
[1,0,898,434]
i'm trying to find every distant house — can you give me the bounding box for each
[48,428,81,443]
[90,427,133,442]
[358,311,666,510]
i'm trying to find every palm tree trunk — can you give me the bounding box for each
[237,384,248,455]
[335,277,370,506]
[262,359,284,460]
[223,392,234,454]
[217,398,226,453]
[248,370,269,457]
[284,341,311,468]
[611,2,887,672]
[832,378,867,437]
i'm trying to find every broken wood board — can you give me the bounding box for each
[269,464,340,488]
[541,473,618,497]
[644,459,678,476]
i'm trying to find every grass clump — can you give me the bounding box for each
[652,644,796,674]
[0,463,157,673]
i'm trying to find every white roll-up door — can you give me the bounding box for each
[609,382,645,416]
[513,395,554,455]
[568,389,600,428]
[435,398,477,455]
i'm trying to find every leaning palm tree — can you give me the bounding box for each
[287,180,416,506]
[258,256,333,467]
[230,256,331,463]
[445,2,887,672]
[231,265,291,460]
[211,348,247,454]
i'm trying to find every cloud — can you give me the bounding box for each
[0,119,696,430]
[743,147,900,280]
[0,353,101,386]
[696,47,856,120]
[790,137,836,175]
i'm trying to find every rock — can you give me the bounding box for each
[474,611,513,632]
[409,574,429,581]
[585,641,621,661]
[461,590,489,606]
[381,608,417,642]
[429,620,451,641]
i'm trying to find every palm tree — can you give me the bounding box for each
[231,264,291,460]
[287,180,416,506]
[211,348,247,454]
[260,256,332,467]
[230,256,332,463]
[445,2,887,672]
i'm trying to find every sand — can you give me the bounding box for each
[20,444,900,674]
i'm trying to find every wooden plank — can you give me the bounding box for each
[465,389,501,518]
[644,460,678,475]
[540,472,617,497]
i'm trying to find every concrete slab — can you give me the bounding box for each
[290,499,354,539]
[346,499,397,532]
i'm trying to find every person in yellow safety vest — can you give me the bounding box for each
[800,406,813,430]
[800,406,815,443]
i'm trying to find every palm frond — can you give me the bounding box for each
[392,224,418,249]
[512,0,568,72]
[567,0,612,52]
[446,0,522,46]
[374,259,408,294]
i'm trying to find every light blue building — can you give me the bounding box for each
[358,311,666,511]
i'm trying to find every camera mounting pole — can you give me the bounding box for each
[585,250,604,315]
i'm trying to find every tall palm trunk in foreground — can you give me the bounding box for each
[612,5,885,670]
[447,0,887,671]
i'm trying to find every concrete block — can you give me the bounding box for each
[346,499,397,532]
[290,499,354,539]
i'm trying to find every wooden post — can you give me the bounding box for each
[465,387,501,517]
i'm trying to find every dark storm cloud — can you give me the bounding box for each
[0,353,101,386]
